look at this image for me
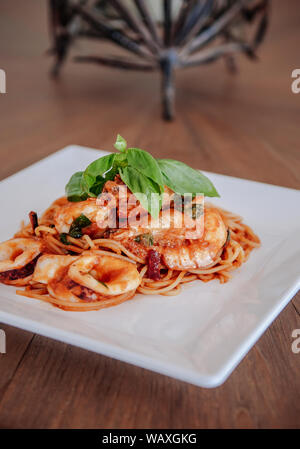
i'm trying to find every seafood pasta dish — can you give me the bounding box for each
[0,136,260,311]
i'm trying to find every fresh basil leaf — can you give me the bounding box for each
[119,166,161,218]
[65,171,88,202]
[127,148,164,191]
[83,154,117,196]
[157,159,220,197]
[88,180,106,197]
[69,214,92,238]
[80,174,90,196]
[114,134,127,153]
[114,151,128,166]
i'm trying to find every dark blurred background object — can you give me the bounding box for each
[49,0,269,120]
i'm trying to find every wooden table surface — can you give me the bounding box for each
[0,0,299,429]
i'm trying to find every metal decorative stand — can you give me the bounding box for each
[49,0,269,120]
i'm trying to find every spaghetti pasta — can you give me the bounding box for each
[0,136,262,312]
[7,198,260,311]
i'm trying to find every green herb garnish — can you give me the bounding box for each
[157,159,219,198]
[60,233,70,245]
[134,233,154,247]
[224,229,231,247]
[99,280,108,289]
[114,134,127,153]
[65,172,88,202]
[65,135,220,217]
[69,214,92,239]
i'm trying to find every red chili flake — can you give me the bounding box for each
[146,249,161,280]
[29,211,38,232]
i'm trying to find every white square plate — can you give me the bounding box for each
[0,146,299,388]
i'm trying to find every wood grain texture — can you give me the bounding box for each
[0,0,299,429]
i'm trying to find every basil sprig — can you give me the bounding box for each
[65,172,88,202]
[83,153,119,197]
[65,135,220,217]
[157,159,219,198]
[119,166,162,218]
[126,147,164,190]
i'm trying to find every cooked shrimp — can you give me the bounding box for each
[33,254,78,284]
[54,198,99,234]
[110,207,227,270]
[40,197,70,224]
[53,178,173,236]
[162,208,227,269]
[111,207,197,247]
[0,238,43,285]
